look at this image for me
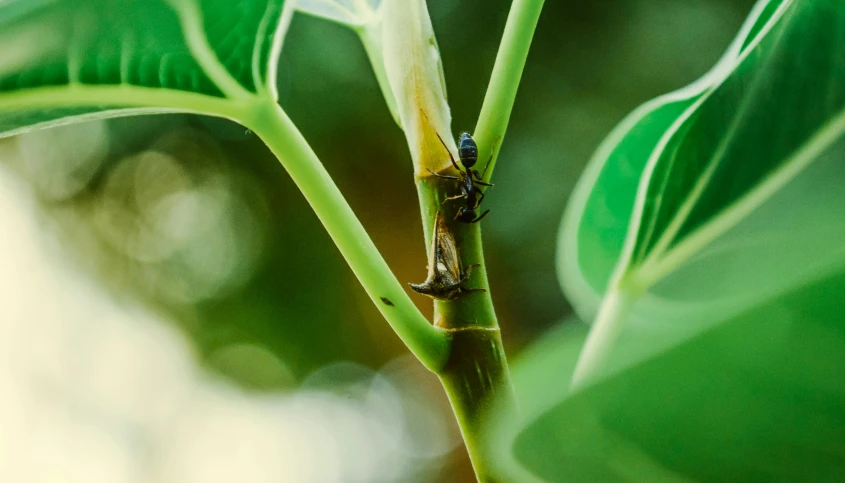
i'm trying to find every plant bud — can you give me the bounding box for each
[382,0,456,175]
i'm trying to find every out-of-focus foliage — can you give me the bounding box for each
[560,0,845,378]
[296,0,382,28]
[497,267,845,482]
[493,0,845,479]
[558,0,780,313]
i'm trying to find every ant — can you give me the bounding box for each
[427,130,493,224]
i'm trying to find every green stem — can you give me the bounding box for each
[0,85,249,121]
[415,178,498,327]
[406,0,548,474]
[416,176,515,482]
[473,0,546,182]
[243,101,449,372]
[570,282,639,391]
[439,327,514,482]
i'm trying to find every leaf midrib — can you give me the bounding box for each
[171,0,254,99]
[0,84,252,137]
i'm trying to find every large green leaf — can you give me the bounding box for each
[497,268,845,482]
[558,0,787,318]
[626,0,845,284]
[0,0,290,136]
[559,0,845,375]
[530,2,845,478]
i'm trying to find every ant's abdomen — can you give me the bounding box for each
[458,132,478,167]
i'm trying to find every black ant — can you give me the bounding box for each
[427,131,493,224]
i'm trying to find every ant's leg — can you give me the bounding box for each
[458,263,487,297]
[461,264,481,282]
[433,131,462,172]
[470,210,491,224]
[471,167,494,186]
[454,209,474,222]
[478,135,504,180]
[475,191,486,206]
[426,168,460,181]
[444,193,467,202]
[474,152,494,181]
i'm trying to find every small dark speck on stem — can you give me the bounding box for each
[380,297,395,307]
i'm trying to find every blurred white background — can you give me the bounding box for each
[0,149,461,482]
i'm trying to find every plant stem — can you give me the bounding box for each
[243,101,449,372]
[570,282,638,391]
[415,176,515,482]
[473,0,546,182]
[415,178,498,327]
[406,0,547,474]
[439,327,514,482]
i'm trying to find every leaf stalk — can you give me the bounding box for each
[570,281,639,391]
[243,101,450,373]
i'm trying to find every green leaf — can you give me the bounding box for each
[559,0,787,319]
[498,268,845,482]
[560,0,845,381]
[625,0,845,287]
[547,0,845,472]
[0,0,291,137]
[561,0,845,309]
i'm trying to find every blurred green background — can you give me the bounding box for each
[0,0,758,480]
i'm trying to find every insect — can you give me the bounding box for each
[426,128,494,224]
[409,212,486,300]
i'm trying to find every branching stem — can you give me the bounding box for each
[409,0,548,479]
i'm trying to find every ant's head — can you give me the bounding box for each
[458,132,478,168]
[455,206,477,223]
[455,206,490,224]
